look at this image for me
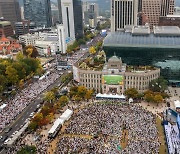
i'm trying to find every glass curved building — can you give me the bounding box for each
[103,26,180,83]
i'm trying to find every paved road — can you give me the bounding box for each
[0,34,102,153]
[0,70,65,154]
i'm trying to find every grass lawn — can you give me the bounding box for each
[156,117,168,154]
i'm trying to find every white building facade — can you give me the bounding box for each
[57,24,67,54]
[61,0,75,44]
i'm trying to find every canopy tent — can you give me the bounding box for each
[48,118,65,135]
[96,93,126,99]
[60,109,73,121]
[174,100,180,109]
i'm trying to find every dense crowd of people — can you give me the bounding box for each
[56,103,160,154]
[0,72,60,132]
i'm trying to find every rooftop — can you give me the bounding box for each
[153,26,180,36]
[104,27,180,49]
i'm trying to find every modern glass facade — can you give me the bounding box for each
[73,0,83,39]
[103,32,180,82]
[24,0,52,27]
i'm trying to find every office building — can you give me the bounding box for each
[15,20,36,36]
[60,0,75,42]
[141,0,175,28]
[58,0,83,40]
[57,24,66,54]
[141,0,161,28]
[0,20,14,37]
[103,26,180,82]
[0,0,21,24]
[83,3,99,28]
[111,0,138,31]
[73,0,83,39]
[160,0,174,16]
[24,0,52,27]
[73,55,160,94]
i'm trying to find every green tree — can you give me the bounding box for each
[17,145,36,154]
[44,91,55,103]
[149,77,168,92]
[85,89,94,100]
[154,94,163,106]
[59,95,69,106]
[5,65,19,85]
[144,93,154,104]
[89,46,96,55]
[28,121,38,131]
[125,88,138,99]
[23,45,38,58]
[77,86,87,98]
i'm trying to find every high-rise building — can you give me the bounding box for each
[83,3,99,28]
[23,0,52,27]
[15,20,36,36]
[142,0,161,28]
[0,0,21,24]
[160,0,174,16]
[58,0,83,39]
[57,24,66,54]
[73,0,83,39]
[141,0,175,28]
[111,0,138,31]
[60,0,75,42]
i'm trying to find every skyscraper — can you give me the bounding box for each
[111,0,138,31]
[23,0,52,27]
[60,0,75,42]
[142,0,161,28]
[141,0,174,28]
[160,0,174,16]
[73,0,83,39]
[0,0,21,24]
[58,0,83,39]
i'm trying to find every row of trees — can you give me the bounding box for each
[125,77,169,105]
[0,52,42,95]
[28,87,69,131]
[67,30,96,54]
[69,86,94,102]
[125,88,168,105]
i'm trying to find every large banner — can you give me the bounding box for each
[102,75,123,85]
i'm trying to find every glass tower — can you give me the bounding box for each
[23,0,52,27]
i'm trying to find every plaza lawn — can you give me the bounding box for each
[156,117,168,154]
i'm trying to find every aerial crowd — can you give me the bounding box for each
[56,103,160,154]
[0,71,60,133]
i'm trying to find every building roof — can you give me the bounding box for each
[0,36,9,41]
[153,26,180,36]
[103,31,180,49]
[108,55,121,62]
[132,26,150,35]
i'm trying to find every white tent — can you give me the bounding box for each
[174,100,180,109]
[48,118,65,135]
[96,93,126,99]
[60,109,73,121]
